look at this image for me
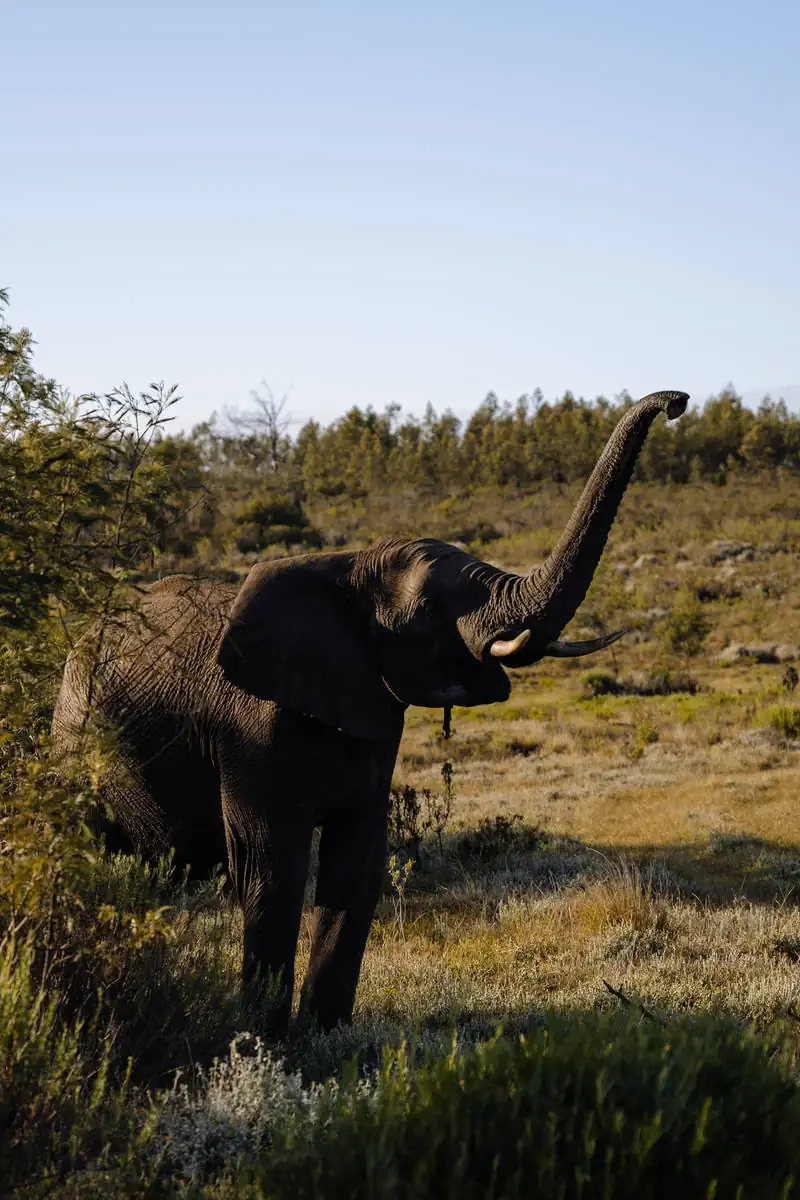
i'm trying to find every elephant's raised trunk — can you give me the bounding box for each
[524,390,688,638]
[485,390,688,658]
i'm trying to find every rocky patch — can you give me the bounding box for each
[715,643,799,665]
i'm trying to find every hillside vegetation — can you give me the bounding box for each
[2,290,800,1196]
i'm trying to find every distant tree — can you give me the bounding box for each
[224,380,294,473]
[741,398,800,472]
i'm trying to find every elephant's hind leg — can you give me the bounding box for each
[104,731,225,880]
[103,750,175,861]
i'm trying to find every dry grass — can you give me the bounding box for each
[567,858,669,935]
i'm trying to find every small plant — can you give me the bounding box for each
[388,761,455,862]
[781,666,798,693]
[431,760,454,855]
[155,1034,319,1184]
[630,713,659,759]
[387,854,414,940]
[661,590,712,660]
[453,814,541,864]
[388,784,424,860]
[764,705,800,740]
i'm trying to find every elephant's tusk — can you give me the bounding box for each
[544,630,625,657]
[489,628,532,658]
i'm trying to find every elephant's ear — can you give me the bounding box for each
[217,556,404,742]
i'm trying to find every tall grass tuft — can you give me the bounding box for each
[763,705,800,740]
[570,858,668,935]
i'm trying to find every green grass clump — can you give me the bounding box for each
[764,705,800,739]
[224,1014,800,1199]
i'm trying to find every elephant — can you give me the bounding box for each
[52,389,688,1031]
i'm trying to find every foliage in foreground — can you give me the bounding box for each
[157,1013,799,1199]
[6,864,800,1199]
[0,933,153,1195]
[11,996,790,1197]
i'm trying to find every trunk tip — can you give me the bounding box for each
[641,390,690,420]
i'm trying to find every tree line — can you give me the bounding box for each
[3,291,800,575]
[163,382,798,559]
[266,385,800,495]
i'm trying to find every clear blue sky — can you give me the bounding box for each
[3,0,799,429]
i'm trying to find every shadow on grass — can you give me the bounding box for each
[398,821,800,908]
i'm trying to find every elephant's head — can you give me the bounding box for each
[218,390,688,741]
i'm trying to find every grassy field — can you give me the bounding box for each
[5,472,800,1196]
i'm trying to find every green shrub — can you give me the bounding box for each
[0,934,149,1194]
[662,592,712,660]
[583,671,623,697]
[633,667,699,696]
[227,1015,800,1199]
[630,713,660,760]
[451,813,542,863]
[233,495,321,553]
[45,853,286,1089]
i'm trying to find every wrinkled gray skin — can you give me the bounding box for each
[52,390,688,1031]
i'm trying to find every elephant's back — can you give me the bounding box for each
[141,575,239,626]
[54,576,240,736]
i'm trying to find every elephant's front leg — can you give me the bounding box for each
[299,805,388,1031]
[221,768,312,1033]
